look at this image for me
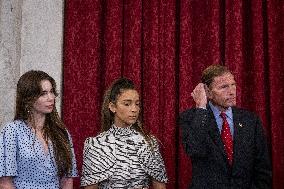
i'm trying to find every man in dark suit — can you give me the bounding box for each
[179,65,271,189]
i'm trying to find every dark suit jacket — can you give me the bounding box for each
[179,106,272,189]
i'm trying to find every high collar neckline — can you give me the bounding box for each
[109,124,134,136]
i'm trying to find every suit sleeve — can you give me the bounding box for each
[179,108,210,158]
[251,116,272,189]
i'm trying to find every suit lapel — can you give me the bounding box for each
[207,107,228,159]
[231,107,247,169]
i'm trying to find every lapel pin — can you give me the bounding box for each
[238,123,243,127]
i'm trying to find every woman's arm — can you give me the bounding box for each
[61,177,73,189]
[84,184,99,189]
[152,179,166,189]
[0,177,15,189]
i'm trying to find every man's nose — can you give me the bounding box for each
[228,85,236,95]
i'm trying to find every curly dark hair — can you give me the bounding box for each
[101,78,153,145]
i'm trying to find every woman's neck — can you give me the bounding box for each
[113,122,131,128]
[28,112,46,131]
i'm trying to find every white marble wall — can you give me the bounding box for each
[0,0,64,129]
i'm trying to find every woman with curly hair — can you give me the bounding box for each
[81,78,168,189]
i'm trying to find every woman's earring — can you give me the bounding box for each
[25,105,30,114]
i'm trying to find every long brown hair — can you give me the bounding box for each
[101,78,153,145]
[14,70,72,178]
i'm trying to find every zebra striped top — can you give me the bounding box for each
[81,125,168,188]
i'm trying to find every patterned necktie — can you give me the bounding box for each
[220,112,233,165]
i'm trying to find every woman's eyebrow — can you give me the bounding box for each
[122,99,132,102]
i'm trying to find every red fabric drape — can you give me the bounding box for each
[63,1,284,188]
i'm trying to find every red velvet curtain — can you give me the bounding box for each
[63,1,284,188]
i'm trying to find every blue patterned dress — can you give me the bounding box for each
[0,120,78,189]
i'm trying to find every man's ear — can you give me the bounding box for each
[204,84,211,99]
[109,102,116,113]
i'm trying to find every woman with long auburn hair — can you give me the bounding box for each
[81,78,168,189]
[0,70,77,189]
